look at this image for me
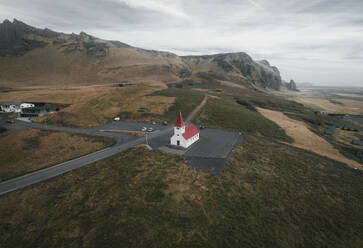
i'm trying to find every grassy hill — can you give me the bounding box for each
[1,138,362,247]
[0,19,283,90]
[0,33,185,87]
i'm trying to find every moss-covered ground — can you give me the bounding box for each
[1,137,362,248]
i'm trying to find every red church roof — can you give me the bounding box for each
[182,124,199,140]
[175,112,185,127]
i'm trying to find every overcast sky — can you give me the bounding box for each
[1,0,363,86]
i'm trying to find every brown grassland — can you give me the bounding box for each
[294,97,363,115]
[219,80,246,89]
[0,85,175,127]
[257,107,362,169]
[0,129,113,181]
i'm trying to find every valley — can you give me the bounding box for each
[0,18,362,248]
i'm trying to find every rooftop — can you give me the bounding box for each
[182,124,199,140]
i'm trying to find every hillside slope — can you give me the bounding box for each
[0,19,282,89]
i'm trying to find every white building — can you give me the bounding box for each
[170,112,199,148]
[1,102,35,113]
[20,103,35,109]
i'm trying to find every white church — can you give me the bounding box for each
[170,112,199,148]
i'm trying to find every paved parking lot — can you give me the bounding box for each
[95,121,170,133]
[185,129,242,176]
[157,128,243,176]
[185,129,240,158]
[112,123,244,176]
[148,129,174,149]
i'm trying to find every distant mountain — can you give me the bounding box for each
[0,19,283,90]
[283,80,299,91]
[296,82,314,88]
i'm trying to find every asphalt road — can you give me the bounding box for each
[0,124,174,196]
[12,120,137,142]
[0,95,208,196]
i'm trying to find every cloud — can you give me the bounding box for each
[0,0,362,86]
[246,0,265,10]
[118,0,188,19]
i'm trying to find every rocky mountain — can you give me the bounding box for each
[0,19,283,90]
[182,55,282,90]
[0,19,59,57]
[285,80,299,91]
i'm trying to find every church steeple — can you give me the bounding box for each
[175,112,185,127]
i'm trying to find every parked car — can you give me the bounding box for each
[199,125,205,129]
[6,120,14,124]
[163,121,168,125]
[152,121,156,125]
[141,127,147,132]
[147,127,154,132]
[114,117,120,121]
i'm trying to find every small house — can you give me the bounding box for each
[1,102,35,113]
[1,102,21,112]
[20,107,46,118]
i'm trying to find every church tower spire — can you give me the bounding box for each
[175,112,185,127]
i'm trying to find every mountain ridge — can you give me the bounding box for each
[0,19,288,90]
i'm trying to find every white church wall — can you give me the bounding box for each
[170,135,188,148]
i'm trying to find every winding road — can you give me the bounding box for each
[3,93,357,196]
[0,95,208,196]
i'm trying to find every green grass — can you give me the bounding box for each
[170,73,222,90]
[110,87,205,123]
[196,95,293,142]
[150,83,302,142]
[164,78,318,143]
[246,95,306,113]
[1,138,362,247]
[151,87,205,121]
[0,129,115,181]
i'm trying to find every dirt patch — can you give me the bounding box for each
[193,88,210,93]
[257,107,362,169]
[294,97,363,115]
[220,80,246,89]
